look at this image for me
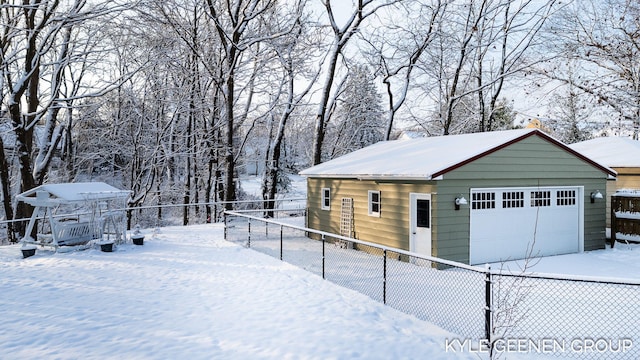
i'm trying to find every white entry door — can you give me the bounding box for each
[410,193,432,257]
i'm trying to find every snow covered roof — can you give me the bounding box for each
[300,128,616,180]
[569,136,640,168]
[16,182,131,206]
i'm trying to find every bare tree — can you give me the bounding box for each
[311,0,400,165]
[140,0,226,223]
[542,0,640,138]
[440,0,486,135]
[474,0,560,132]
[0,131,14,242]
[362,0,448,140]
[1,0,134,237]
[260,2,321,216]
[205,0,285,208]
[400,0,560,135]
[546,61,595,143]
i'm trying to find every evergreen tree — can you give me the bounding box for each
[327,65,385,159]
[548,88,593,144]
[490,98,517,131]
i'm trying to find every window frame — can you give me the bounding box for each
[472,191,496,210]
[368,190,381,217]
[556,189,577,206]
[502,191,525,209]
[321,188,331,210]
[531,190,551,207]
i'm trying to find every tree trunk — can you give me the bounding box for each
[0,142,15,242]
[223,74,236,210]
[183,114,193,226]
[9,102,36,238]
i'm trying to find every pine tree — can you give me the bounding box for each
[548,88,593,144]
[328,65,385,159]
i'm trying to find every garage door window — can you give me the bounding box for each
[472,192,495,210]
[502,191,524,208]
[557,190,576,206]
[531,191,551,207]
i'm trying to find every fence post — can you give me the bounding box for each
[383,249,387,305]
[322,235,326,279]
[247,218,251,248]
[611,195,617,248]
[223,213,227,240]
[485,264,492,346]
[280,225,283,261]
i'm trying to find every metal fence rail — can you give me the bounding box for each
[225,210,640,359]
[490,272,639,358]
[0,198,305,244]
[225,212,490,339]
[125,198,306,229]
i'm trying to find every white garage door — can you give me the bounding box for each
[469,186,583,265]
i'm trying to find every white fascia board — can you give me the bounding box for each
[304,174,441,181]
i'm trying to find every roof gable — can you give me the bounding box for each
[300,129,616,180]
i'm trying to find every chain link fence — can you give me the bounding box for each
[225,211,640,359]
[125,198,306,230]
[490,272,639,358]
[2,202,636,358]
[0,198,305,244]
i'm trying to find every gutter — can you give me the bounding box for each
[299,174,441,181]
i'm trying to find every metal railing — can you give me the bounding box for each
[124,198,305,229]
[225,210,640,359]
[0,198,305,245]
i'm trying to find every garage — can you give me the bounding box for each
[469,186,583,265]
[302,128,614,265]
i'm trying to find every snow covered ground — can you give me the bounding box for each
[495,242,640,280]
[0,224,483,360]
[1,175,638,359]
[2,223,638,359]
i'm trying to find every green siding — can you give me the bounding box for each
[445,137,607,180]
[306,135,609,264]
[436,136,608,263]
[583,178,608,251]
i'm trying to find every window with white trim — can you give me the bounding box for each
[472,192,496,210]
[557,190,576,206]
[368,190,381,217]
[321,188,331,210]
[502,191,524,208]
[531,190,551,207]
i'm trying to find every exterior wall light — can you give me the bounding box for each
[590,190,603,203]
[455,196,468,210]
